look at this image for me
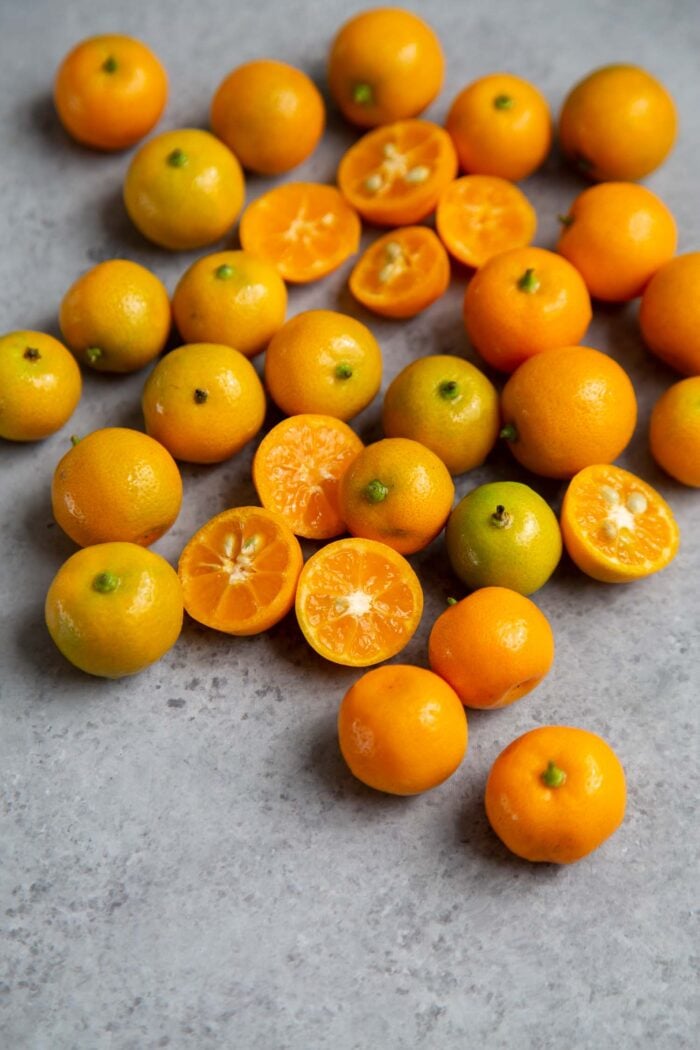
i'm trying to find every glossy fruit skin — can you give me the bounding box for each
[558,64,677,182]
[557,182,677,302]
[338,664,467,795]
[446,73,552,181]
[428,587,554,709]
[45,542,183,678]
[142,343,266,464]
[328,8,444,127]
[54,34,167,151]
[172,250,287,358]
[464,247,592,372]
[339,437,455,555]
[51,427,182,548]
[382,355,499,476]
[639,253,700,375]
[211,59,324,174]
[446,481,562,596]
[124,128,245,250]
[650,378,700,487]
[436,175,537,270]
[264,309,382,421]
[485,725,627,863]
[0,330,81,442]
[59,259,171,373]
[349,226,450,318]
[500,346,638,478]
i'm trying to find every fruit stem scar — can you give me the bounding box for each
[517,268,541,294]
[194,388,208,403]
[352,83,373,105]
[558,213,574,227]
[364,479,389,503]
[335,363,353,380]
[102,56,118,74]
[215,264,235,280]
[491,504,513,528]
[85,347,103,364]
[439,380,459,400]
[92,571,119,594]
[500,423,518,443]
[542,760,567,788]
[494,94,514,109]
[23,347,41,360]
[167,148,188,168]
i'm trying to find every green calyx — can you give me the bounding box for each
[364,479,389,504]
[92,571,119,594]
[352,83,373,106]
[542,760,567,788]
[167,148,188,168]
[194,388,208,404]
[102,56,118,74]
[446,596,458,606]
[500,423,518,443]
[438,379,459,401]
[215,264,235,280]
[558,213,574,228]
[491,504,513,529]
[493,94,514,110]
[23,347,40,361]
[70,435,81,447]
[335,363,353,380]
[517,268,540,294]
[85,347,103,365]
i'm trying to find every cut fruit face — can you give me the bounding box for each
[436,175,537,268]
[178,506,303,634]
[561,464,679,583]
[252,414,364,539]
[337,120,458,226]
[295,537,423,666]
[349,226,450,318]
[239,182,361,283]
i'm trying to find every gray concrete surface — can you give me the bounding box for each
[1,0,698,1047]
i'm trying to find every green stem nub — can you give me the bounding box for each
[23,347,40,360]
[494,94,514,110]
[194,388,208,404]
[93,571,118,594]
[352,83,373,106]
[491,504,512,529]
[167,148,188,168]
[335,363,353,380]
[70,435,81,446]
[85,347,103,365]
[517,267,540,294]
[500,423,518,443]
[439,379,459,401]
[102,56,118,74]
[364,479,389,504]
[446,596,458,606]
[542,760,567,788]
[558,213,574,228]
[215,264,235,280]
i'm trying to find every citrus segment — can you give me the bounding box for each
[436,175,536,269]
[349,226,450,318]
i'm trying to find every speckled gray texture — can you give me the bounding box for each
[1,0,699,1047]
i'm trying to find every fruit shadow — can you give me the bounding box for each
[20,483,76,560]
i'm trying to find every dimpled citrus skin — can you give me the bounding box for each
[500,346,638,478]
[639,253,700,376]
[45,542,183,678]
[338,664,467,795]
[649,378,700,487]
[51,427,183,548]
[0,330,81,442]
[485,725,627,863]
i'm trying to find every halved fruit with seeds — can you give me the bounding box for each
[349,226,450,318]
[253,414,364,540]
[239,182,360,283]
[337,119,457,226]
[178,506,303,634]
[560,464,679,583]
[295,537,423,666]
[436,175,536,269]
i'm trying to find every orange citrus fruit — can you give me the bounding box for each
[59,259,171,373]
[124,128,245,250]
[500,346,638,478]
[211,59,324,174]
[253,414,364,540]
[558,64,677,182]
[264,309,382,421]
[239,182,360,283]
[171,249,287,359]
[52,427,182,548]
[463,246,592,372]
[54,34,167,151]
[295,537,423,666]
[381,354,499,476]
[328,8,444,127]
[485,725,627,863]
[436,175,537,269]
[339,437,455,555]
[649,378,700,487]
[446,481,562,596]
[142,343,266,464]
[557,182,677,302]
[0,330,81,442]
[337,119,458,226]
[560,463,680,583]
[446,73,552,181]
[349,226,450,318]
[178,507,302,636]
[338,665,467,795]
[45,542,183,678]
[639,252,700,376]
[428,587,554,709]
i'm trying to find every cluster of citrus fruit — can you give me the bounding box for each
[2,8,697,866]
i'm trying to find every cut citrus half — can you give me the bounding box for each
[436,175,537,268]
[253,414,364,540]
[337,119,458,226]
[561,464,679,583]
[178,506,303,634]
[295,537,423,666]
[239,182,361,283]
[349,226,450,318]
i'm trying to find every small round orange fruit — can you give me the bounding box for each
[436,175,537,270]
[349,227,450,319]
[639,253,700,376]
[649,378,700,487]
[338,664,467,795]
[0,330,81,442]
